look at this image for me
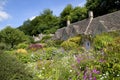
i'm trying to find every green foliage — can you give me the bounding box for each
[85,0,120,17]
[68,36,81,45]
[43,47,58,60]
[19,9,59,35]
[45,40,63,47]
[60,4,87,27]
[19,5,88,35]
[60,4,73,27]
[0,26,28,48]
[0,53,34,80]
[94,31,120,50]
[61,40,79,50]
[93,33,113,50]
[0,42,8,50]
[61,36,81,50]
[40,35,52,43]
[16,43,28,49]
[105,36,120,54]
[71,7,87,22]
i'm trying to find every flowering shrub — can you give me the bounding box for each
[29,43,43,51]
[16,49,28,54]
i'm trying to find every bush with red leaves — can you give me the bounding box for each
[28,44,43,51]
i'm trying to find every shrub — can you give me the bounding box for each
[43,47,58,60]
[93,34,113,50]
[0,53,34,80]
[61,40,79,50]
[28,43,43,51]
[0,42,11,50]
[16,49,28,54]
[0,42,7,50]
[0,26,28,48]
[68,36,81,45]
[16,43,28,49]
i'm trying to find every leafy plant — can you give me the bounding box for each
[0,26,28,48]
[68,36,81,45]
[93,34,113,50]
[16,43,28,49]
[61,40,79,50]
[43,47,58,60]
[0,53,34,80]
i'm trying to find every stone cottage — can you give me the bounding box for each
[53,10,120,49]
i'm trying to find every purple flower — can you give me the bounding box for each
[76,56,83,63]
[83,70,87,80]
[99,59,104,63]
[89,72,93,80]
[83,75,87,80]
[93,77,97,80]
[92,69,100,74]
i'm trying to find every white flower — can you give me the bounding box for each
[70,70,72,72]
[42,67,45,70]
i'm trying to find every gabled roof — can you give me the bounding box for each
[53,10,120,40]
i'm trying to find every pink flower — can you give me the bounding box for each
[92,69,100,74]
[76,56,83,63]
[93,77,97,80]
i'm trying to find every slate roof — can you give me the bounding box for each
[53,10,120,40]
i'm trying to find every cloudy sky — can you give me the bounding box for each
[0,0,86,30]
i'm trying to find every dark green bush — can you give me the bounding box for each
[0,53,34,80]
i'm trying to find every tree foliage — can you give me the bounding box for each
[85,0,120,17]
[59,4,74,27]
[59,4,87,27]
[0,26,28,48]
[18,1,120,36]
[19,9,59,36]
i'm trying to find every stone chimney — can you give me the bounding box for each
[67,19,70,26]
[88,11,93,19]
[67,16,71,26]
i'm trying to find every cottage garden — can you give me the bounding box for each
[0,27,120,80]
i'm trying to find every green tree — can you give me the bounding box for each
[0,26,28,48]
[86,0,120,17]
[19,9,59,35]
[60,4,73,27]
[59,4,87,27]
[19,19,32,35]
[71,6,87,23]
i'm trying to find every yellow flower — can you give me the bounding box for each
[16,49,28,54]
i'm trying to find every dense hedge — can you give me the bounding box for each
[0,53,34,80]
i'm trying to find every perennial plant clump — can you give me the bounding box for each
[29,43,43,51]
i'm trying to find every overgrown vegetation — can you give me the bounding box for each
[0,0,120,79]
[0,28,120,80]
